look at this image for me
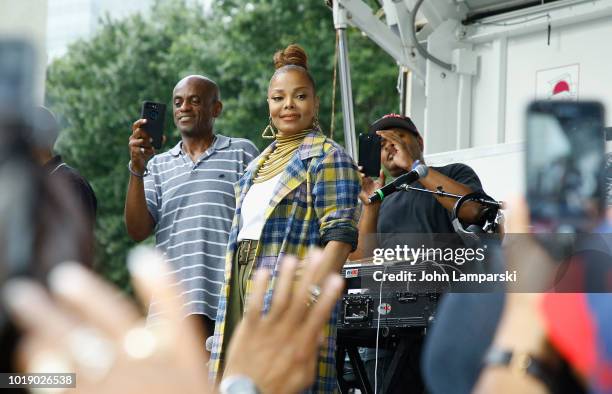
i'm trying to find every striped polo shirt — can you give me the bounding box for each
[143,134,259,321]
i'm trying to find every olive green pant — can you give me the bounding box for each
[220,239,258,370]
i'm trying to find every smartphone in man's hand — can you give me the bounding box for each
[140,101,166,150]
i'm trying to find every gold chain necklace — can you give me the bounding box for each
[253,130,312,183]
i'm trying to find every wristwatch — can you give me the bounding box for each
[219,375,261,394]
[483,347,557,391]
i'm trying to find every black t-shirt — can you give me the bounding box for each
[376,163,484,247]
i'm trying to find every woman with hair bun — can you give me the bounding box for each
[210,44,361,393]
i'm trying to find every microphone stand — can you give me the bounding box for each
[399,184,463,199]
[397,184,504,209]
[396,184,504,235]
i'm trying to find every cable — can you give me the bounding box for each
[373,261,388,394]
[396,67,402,95]
[409,0,454,71]
[473,12,550,26]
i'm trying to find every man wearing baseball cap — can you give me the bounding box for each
[348,113,491,393]
[350,113,488,259]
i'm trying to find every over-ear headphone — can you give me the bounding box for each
[451,192,502,246]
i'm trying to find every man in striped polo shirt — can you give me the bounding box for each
[125,75,259,358]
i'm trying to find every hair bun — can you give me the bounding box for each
[273,44,308,70]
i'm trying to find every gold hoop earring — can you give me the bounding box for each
[262,116,277,139]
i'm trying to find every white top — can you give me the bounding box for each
[237,173,282,241]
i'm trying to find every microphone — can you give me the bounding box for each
[368,163,429,203]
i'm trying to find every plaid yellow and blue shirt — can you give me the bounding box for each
[210,131,360,393]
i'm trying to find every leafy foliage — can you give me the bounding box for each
[46,0,398,290]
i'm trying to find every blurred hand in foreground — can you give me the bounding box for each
[2,247,344,394]
[3,247,208,394]
[474,197,568,394]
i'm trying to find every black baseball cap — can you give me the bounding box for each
[368,113,420,137]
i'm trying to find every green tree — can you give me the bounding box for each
[46,0,398,290]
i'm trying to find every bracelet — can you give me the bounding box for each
[483,347,557,392]
[219,375,260,394]
[128,161,150,178]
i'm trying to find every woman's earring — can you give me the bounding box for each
[262,116,277,139]
[312,114,322,132]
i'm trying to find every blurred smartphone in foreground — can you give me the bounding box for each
[0,39,34,119]
[140,101,166,150]
[526,100,605,233]
[358,132,381,178]
[0,38,36,375]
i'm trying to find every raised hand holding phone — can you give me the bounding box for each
[128,118,155,176]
